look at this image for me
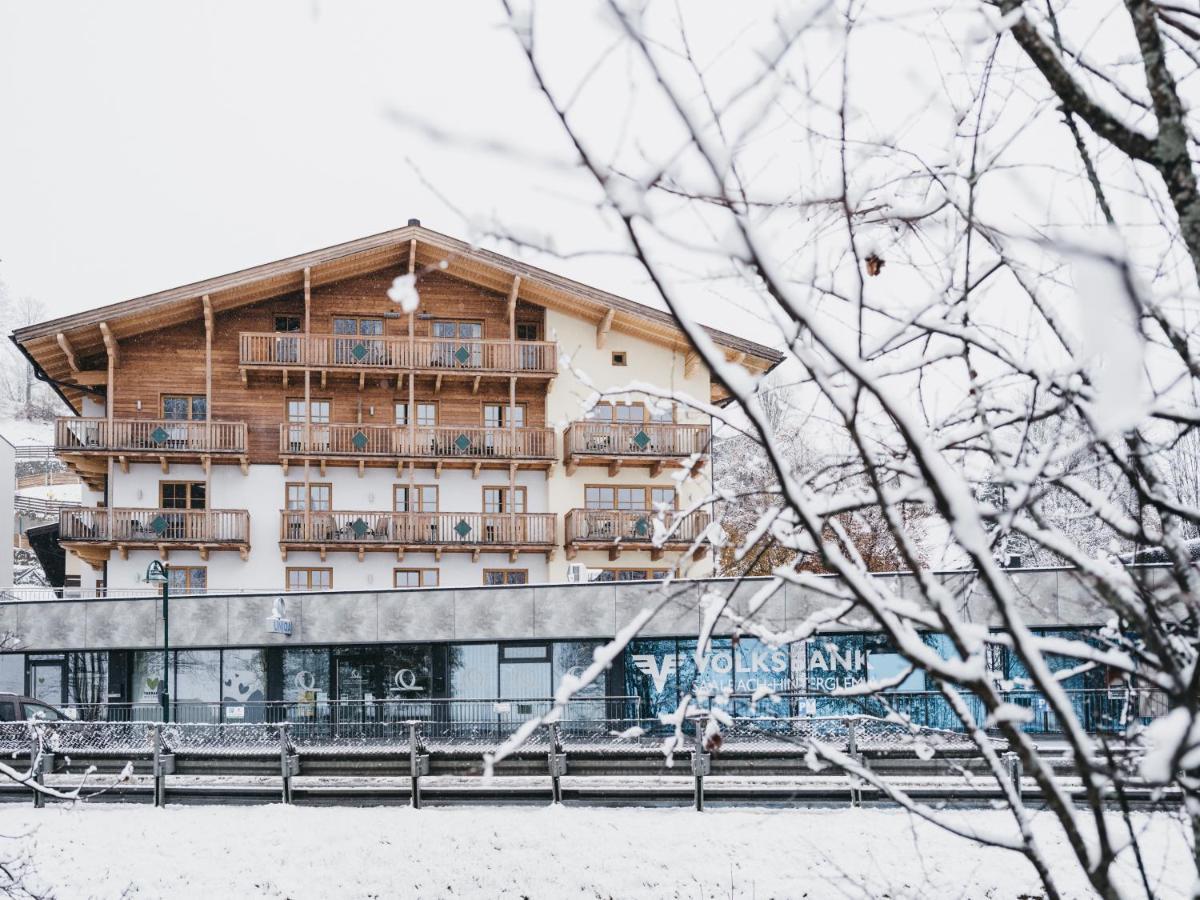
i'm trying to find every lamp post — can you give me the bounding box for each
[146,560,170,722]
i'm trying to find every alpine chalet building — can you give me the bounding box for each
[13,223,782,594]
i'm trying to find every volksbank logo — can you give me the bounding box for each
[632,655,678,692]
[631,647,790,693]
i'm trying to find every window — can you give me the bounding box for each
[484,570,528,586]
[432,321,483,367]
[287,568,332,592]
[394,485,438,512]
[515,323,539,341]
[585,485,674,511]
[396,402,437,427]
[483,404,526,429]
[274,315,301,333]
[162,395,207,421]
[483,485,526,514]
[286,483,331,511]
[394,568,439,588]
[333,316,383,336]
[595,568,672,582]
[590,402,643,424]
[168,566,207,595]
[611,351,627,366]
[616,487,647,511]
[287,399,331,424]
[160,482,206,510]
[585,486,615,510]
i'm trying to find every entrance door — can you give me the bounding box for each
[499,644,551,718]
[29,658,66,706]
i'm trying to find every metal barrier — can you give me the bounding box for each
[0,714,992,809]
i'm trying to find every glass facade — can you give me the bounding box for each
[0,625,1128,734]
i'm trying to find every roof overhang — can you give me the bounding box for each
[13,223,785,413]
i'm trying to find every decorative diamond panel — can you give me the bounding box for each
[351,430,368,451]
[351,517,369,538]
[454,519,472,538]
[633,430,651,450]
[352,342,368,361]
[150,515,170,536]
[633,517,649,537]
[454,433,471,452]
[150,427,170,444]
[454,345,471,364]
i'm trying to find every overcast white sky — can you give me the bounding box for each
[0,0,780,343]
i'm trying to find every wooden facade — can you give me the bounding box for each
[21,224,782,581]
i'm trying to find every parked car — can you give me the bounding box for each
[0,692,69,722]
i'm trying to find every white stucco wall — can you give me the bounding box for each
[104,462,549,591]
[543,308,714,580]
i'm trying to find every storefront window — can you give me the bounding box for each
[68,652,109,707]
[283,648,331,704]
[449,643,498,721]
[0,654,22,694]
[223,649,267,704]
[174,650,221,707]
[131,652,165,706]
[553,641,605,720]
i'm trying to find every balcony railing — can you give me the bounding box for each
[280,510,556,547]
[239,333,557,374]
[565,508,710,546]
[55,418,247,456]
[279,424,556,460]
[60,508,250,545]
[564,422,710,460]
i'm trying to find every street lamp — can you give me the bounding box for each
[145,560,170,722]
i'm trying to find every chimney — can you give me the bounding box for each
[407,218,421,227]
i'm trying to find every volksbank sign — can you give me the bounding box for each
[625,637,876,712]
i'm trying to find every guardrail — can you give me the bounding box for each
[280,510,556,547]
[279,424,556,460]
[0,715,1006,810]
[15,495,80,517]
[240,334,558,374]
[15,471,80,490]
[564,422,710,459]
[565,508,710,546]
[55,418,247,455]
[60,508,251,544]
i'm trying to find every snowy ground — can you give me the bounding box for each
[3,804,1192,898]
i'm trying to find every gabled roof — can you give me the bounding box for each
[12,222,784,412]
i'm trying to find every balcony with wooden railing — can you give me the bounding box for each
[564,508,710,561]
[59,507,251,566]
[279,510,557,561]
[239,333,558,381]
[55,417,248,480]
[563,422,710,476]
[277,424,556,475]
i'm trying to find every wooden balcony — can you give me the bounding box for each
[277,424,556,476]
[563,422,710,476]
[564,508,710,561]
[59,507,251,568]
[239,333,558,385]
[279,510,557,561]
[55,417,248,486]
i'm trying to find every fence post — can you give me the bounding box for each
[278,723,299,805]
[408,722,429,809]
[691,719,710,812]
[547,722,567,805]
[846,717,862,808]
[152,724,174,808]
[1004,751,1023,800]
[29,733,50,809]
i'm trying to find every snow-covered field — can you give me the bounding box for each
[4,804,1192,898]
